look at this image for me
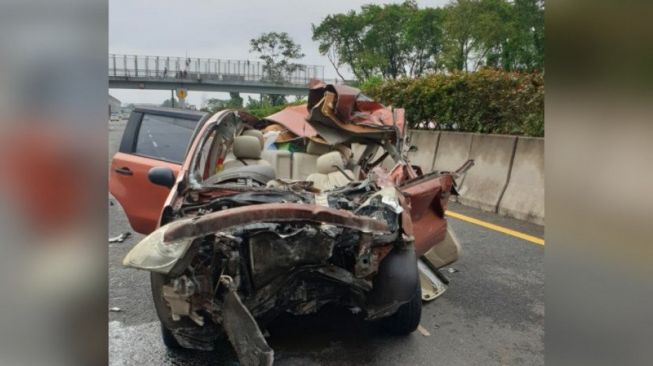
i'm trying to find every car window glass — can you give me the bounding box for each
[135,113,197,162]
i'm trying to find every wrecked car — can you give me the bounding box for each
[115,83,468,365]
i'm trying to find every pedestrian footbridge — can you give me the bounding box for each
[109,54,326,95]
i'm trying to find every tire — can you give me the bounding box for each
[151,273,220,351]
[151,273,203,350]
[160,322,183,350]
[381,284,422,335]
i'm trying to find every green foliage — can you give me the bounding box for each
[312,11,367,80]
[312,0,544,76]
[160,97,178,108]
[358,75,384,92]
[405,7,446,74]
[443,0,543,72]
[313,1,444,79]
[199,94,306,119]
[250,32,305,105]
[244,97,306,119]
[200,94,243,114]
[250,32,305,83]
[362,70,544,137]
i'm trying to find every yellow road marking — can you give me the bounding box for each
[445,210,545,246]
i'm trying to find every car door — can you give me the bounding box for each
[110,110,202,234]
[399,171,455,257]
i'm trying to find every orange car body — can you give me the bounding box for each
[109,106,205,234]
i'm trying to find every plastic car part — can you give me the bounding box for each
[221,277,274,366]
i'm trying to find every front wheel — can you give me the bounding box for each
[380,285,422,335]
[151,273,219,351]
[160,322,182,350]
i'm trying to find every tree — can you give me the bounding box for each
[228,92,243,109]
[441,0,544,72]
[200,93,243,114]
[249,32,305,105]
[249,32,305,81]
[505,0,544,71]
[313,0,544,78]
[313,1,446,79]
[243,96,306,119]
[313,11,369,80]
[160,97,177,108]
[358,2,412,79]
[442,0,479,71]
[471,0,513,70]
[404,7,446,75]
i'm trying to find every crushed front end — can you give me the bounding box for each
[123,182,421,364]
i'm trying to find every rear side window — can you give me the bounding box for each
[135,113,197,163]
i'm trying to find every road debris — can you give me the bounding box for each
[109,232,131,243]
[418,259,448,302]
[417,325,431,337]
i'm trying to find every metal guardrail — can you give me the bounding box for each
[109,54,325,86]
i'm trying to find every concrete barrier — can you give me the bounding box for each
[407,130,439,172]
[498,137,544,225]
[432,132,474,173]
[457,134,517,212]
[405,130,543,224]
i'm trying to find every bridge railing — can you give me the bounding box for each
[109,54,324,86]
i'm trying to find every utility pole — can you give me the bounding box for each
[171,90,175,108]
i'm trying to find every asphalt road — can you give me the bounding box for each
[108,119,544,365]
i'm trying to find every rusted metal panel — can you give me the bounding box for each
[306,83,406,145]
[163,202,389,242]
[308,83,404,130]
[263,104,316,138]
[400,175,455,256]
[412,209,447,257]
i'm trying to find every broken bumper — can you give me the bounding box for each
[123,202,419,364]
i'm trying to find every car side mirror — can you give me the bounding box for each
[148,167,176,188]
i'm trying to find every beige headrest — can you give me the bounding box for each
[306,140,331,156]
[334,144,353,162]
[317,151,344,174]
[242,129,264,148]
[233,136,262,159]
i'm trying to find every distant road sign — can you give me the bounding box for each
[176,88,187,99]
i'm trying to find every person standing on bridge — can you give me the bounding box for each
[183,58,191,79]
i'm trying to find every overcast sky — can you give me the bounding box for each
[109,0,450,106]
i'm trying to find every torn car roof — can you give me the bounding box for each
[264,104,316,138]
[306,82,405,145]
[263,83,405,146]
